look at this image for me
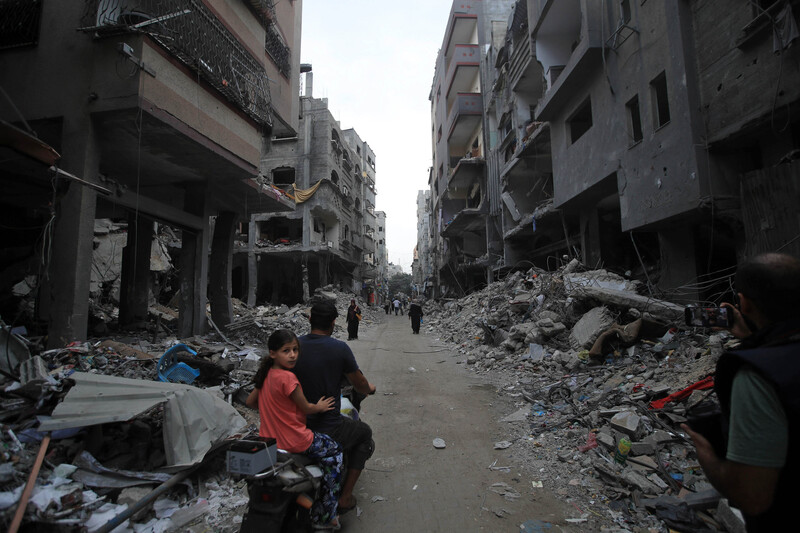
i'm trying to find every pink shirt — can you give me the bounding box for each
[257,368,313,453]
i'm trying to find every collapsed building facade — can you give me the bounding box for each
[0,0,303,346]
[235,70,384,305]
[424,0,800,301]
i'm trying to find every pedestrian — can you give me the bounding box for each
[346,298,361,340]
[682,253,800,531]
[408,300,423,334]
[246,329,342,530]
[294,301,377,515]
[384,302,390,315]
[392,297,400,316]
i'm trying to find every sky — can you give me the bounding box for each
[300,0,454,273]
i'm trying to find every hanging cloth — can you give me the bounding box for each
[291,180,323,203]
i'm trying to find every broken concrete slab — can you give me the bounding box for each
[569,306,615,350]
[570,285,684,323]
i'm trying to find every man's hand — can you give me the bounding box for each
[681,423,780,516]
[719,302,752,339]
[681,423,718,467]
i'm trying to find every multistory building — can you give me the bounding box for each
[0,0,301,344]
[428,0,515,297]
[235,70,378,304]
[375,211,388,304]
[424,0,800,302]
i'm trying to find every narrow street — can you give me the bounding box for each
[338,312,572,532]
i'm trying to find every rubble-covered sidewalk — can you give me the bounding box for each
[421,259,745,532]
[1,289,381,532]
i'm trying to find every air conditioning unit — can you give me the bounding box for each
[327,241,333,247]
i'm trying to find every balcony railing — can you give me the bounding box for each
[0,0,43,50]
[80,0,272,127]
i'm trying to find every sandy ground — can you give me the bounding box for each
[337,312,575,532]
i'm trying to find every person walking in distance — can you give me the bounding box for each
[392,297,400,316]
[346,299,361,341]
[408,300,423,334]
[294,301,377,515]
[682,253,800,532]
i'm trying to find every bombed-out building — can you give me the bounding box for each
[234,71,380,305]
[423,0,800,302]
[0,0,302,346]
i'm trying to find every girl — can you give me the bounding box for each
[246,329,342,529]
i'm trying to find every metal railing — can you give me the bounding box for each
[80,0,272,127]
[0,0,43,50]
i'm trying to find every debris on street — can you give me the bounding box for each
[421,259,743,532]
[0,287,381,532]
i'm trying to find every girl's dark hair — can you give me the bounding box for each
[254,329,299,387]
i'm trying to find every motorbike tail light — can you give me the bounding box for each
[260,493,274,503]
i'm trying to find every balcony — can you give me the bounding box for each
[449,157,485,191]
[447,93,482,149]
[445,44,480,102]
[81,0,272,127]
[443,11,479,59]
[531,0,604,121]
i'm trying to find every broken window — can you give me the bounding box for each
[626,95,643,144]
[619,0,631,24]
[272,166,295,186]
[568,97,593,144]
[651,72,670,128]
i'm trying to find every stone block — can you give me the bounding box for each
[610,411,640,437]
[596,431,615,450]
[630,441,656,456]
[621,470,661,494]
[569,306,615,350]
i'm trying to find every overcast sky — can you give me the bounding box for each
[300,0,454,273]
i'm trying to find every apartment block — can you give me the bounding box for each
[0,0,301,345]
[424,0,800,302]
[235,71,380,305]
[428,0,515,297]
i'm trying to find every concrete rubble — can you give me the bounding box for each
[1,287,380,532]
[421,260,743,532]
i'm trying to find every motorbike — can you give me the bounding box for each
[235,386,364,532]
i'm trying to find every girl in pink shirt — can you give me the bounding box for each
[247,329,342,529]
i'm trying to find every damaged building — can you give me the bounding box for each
[0,0,303,344]
[424,0,800,301]
[235,69,385,305]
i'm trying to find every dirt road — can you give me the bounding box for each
[338,311,574,532]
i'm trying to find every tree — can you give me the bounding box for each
[388,272,412,297]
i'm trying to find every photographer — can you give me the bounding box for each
[682,253,800,532]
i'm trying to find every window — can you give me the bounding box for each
[330,171,339,184]
[272,167,295,186]
[619,0,631,23]
[567,97,593,144]
[651,72,670,128]
[0,0,42,50]
[626,95,643,144]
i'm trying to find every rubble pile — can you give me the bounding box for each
[423,260,742,531]
[0,287,380,532]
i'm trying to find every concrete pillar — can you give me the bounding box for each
[302,259,310,302]
[178,185,211,338]
[246,219,257,307]
[580,208,602,269]
[119,213,154,326]
[209,211,236,327]
[658,228,699,304]
[42,116,99,348]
